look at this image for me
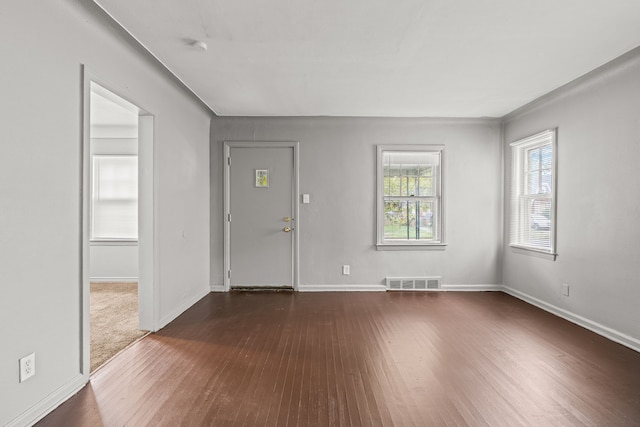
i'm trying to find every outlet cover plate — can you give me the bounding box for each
[19,353,35,382]
[562,283,570,296]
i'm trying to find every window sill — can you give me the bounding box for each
[377,243,447,251]
[509,244,557,261]
[90,240,138,246]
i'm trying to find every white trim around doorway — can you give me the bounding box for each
[81,67,160,382]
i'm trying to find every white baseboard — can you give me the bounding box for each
[7,374,86,427]
[502,286,640,353]
[298,284,386,292]
[157,286,210,330]
[441,284,503,291]
[298,284,502,292]
[210,284,226,292]
[90,277,138,283]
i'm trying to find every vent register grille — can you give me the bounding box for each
[386,277,441,291]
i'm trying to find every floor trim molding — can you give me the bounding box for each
[298,284,386,292]
[210,284,226,292]
[441,284,503,291]
[502,286,640,353]
[7,374,86,427]
[298,284,503,292]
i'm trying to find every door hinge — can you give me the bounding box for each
[228,270,231,278]
[227,157,230,166]
[227,213,231,222]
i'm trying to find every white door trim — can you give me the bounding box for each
[223,141,300,292]
[81,67,160,379]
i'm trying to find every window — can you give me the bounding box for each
[91,155,138,240]
[377,145,444,248]
[510,129,557,254]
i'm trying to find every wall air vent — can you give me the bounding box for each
[385,277,441,291]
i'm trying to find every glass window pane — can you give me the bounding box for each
[92,156,138,240]
[418,176,433,197]
[406,176,417,196]
[541,170,552,194]
[417,200,435,240]
[98,159,137,199]
[541,144,553,169]
[383,168,402,196]
[510,129,555,253]
[386,165,401,179]
[525,198,551,248]
[384,175,400,196]
[93,201,138,238]
[419,165,432,177]
[527,147,540,171]
[381,149,441,243]
[526,172,539,195]
[403,164,418,177]
[384,199,437,241]
[384,200,409,240]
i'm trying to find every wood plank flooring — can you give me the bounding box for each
[38,292,640,426]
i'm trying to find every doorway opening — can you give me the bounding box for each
[86,82,151,372]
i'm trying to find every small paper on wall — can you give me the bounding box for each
[255,169,269,187]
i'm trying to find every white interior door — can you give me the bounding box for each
[228,146,295,288]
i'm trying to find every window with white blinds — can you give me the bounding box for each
[91,155,138,240]
[510,129,557,254]
[377,145,444,247]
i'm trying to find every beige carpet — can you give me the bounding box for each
[90,282,148,372]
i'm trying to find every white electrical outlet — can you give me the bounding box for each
[342,265,350,275]
[19,353,35,382]
[562,283,570,297]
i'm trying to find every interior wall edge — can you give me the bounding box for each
[501,45,640,123]
[156,287,211,331]
[86,0,215,117]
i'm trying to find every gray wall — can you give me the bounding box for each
[0,1,211,425]
[211,117,503,288]
[89,244,138,281]
[502,48,640,344]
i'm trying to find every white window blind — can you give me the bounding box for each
[510,129,556,254]
[91,155,138,240]
[377,146,444,246]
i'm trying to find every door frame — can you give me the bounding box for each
[223,141,300,292]
[81,67,159,378]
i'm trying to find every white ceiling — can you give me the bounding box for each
[94,0,640,118]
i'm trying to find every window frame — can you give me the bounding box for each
[90,154,139,242]
[376,145,446,250]
[509,129,557,257]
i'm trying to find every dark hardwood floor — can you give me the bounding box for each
[38,291,640,426]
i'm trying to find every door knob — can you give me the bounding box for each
[283,227,293,232]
